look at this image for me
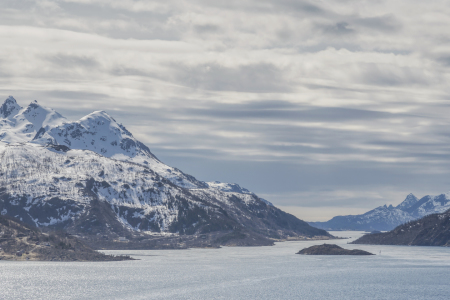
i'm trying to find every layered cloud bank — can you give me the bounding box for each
[1,1,450,220]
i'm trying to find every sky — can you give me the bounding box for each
[1,0,450,221]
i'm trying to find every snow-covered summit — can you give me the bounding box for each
[32,107,206,188]
[0,97,66,143]
[0,96,21,119]
[396,193,419,210]
[33,109,157,161]
[21,100,66,130]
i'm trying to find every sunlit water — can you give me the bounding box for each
[1,231,450,299]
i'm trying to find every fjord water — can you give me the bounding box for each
[1,232,449,300]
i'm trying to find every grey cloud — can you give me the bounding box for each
[195,0,328,15]
[322,22,355,36]
[193,24,222,34]
[435,55,450,67]
[41,90,110,100]
[357,63,429,86]
[181,101,405,122]
[355,14,402,32]
[170,63,291,92]
[272,0,327,15]
[43,54,99,69]
[109,66,155,78]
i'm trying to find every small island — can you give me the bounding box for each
[297,244,374,255]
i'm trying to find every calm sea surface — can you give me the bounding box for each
[1,231,450,300]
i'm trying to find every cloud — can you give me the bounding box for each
[321,22,355,36]
[356,63,430,86]
[43,53,99,68]
[170,63,291,92]
[193,24,222,34]
[355,14,402,33]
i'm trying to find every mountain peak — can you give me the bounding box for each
[26,99,41,109]
[0,97,66,144]
[0,96,21,118]
[21,99,66,129]
[33,108,150,161]
[396,193,419,211]
[84,110,113,119]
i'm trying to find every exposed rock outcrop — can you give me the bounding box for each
[297,244,374,255]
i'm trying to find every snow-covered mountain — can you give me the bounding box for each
[32,109,205,189]
[0,96,329,245]
[0,96,65,143]
[309,193,450,231]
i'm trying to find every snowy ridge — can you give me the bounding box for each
[310,192,450,231]
[206,181,273,206]
[0,97,66,144]
[33,109,206,189]
[206,181,252,194]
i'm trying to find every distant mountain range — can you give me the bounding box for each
[352,208,450,246]
[0,96,329,248]
[309,193,450,231]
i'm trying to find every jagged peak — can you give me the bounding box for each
[396,192,420,210]
[7,95,17,102]
[25,100,41,109]
[1,96,21,118]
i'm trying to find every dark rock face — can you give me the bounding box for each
[352,209,450,246]
[297,244,374,255]
[0,96,20,118]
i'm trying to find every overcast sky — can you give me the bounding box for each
[1,0,450,221]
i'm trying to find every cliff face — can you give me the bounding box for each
[352,209,450,246]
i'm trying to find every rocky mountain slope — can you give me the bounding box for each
[352,209,450,246]
[0,214,132,261]
[309,193,450,231]
[0,96,331,248]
